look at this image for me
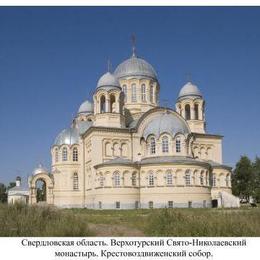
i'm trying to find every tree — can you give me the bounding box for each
[0,183,7,203]
[252,157,260,202]
[232,156,254,201]
[7,182,16,190]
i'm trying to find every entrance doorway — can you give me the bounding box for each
[36,179,47,203]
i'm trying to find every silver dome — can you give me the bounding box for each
[54,127,79,146]
[78,100,94,114]
[114,56,158,80]
[143,112,190,139]
[33,164,48,175]
[178,82,202,99]
[96,72,121,90]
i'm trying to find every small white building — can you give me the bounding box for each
[8,176,29,204]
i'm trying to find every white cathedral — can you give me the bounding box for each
[26,47,239,209]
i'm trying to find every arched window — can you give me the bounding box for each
[122,85,127,102]
[110,94,116,113]
[212,174,216,187]
[185,170,191,186]
[150,85,154,103]
[72,147,78,162]
[194,104,199,120]
[141,84,146,102]
[131,84,137,102]
[162,136,169,153]
[113,172,120,187]
[55,148,59,163]
[200,172,204,185]
[73,173,79,190]
[148,171,154,186]
[185,104,191,120]
[62,147,68,161]
[132,173,137,186]
[150,137,156,154]
[100,95,106,113]
[166,170,173,185]
[176,137,181,153]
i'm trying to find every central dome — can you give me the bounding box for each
[143,112,190,139]
[114,56,158,80]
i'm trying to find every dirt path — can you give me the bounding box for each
[88,223,144,236]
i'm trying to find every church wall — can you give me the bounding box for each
[211,168,232,200]
[192,136,223,163]
[139,164,212,208]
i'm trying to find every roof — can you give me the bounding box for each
[77,121,93,135]
[53,127,79,146]
[96,72,121,90]
[206,160,232,170]
[33,164,48,175]
[8,184,29,195]
[94,157,136,169]
[142,111,190,139]
[140,156,211,168]
[114,56,158,80]
[78,100,94,114]
[178,81,202,100]
[94,156,218,169]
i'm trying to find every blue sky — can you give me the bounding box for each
[0,7,259,185]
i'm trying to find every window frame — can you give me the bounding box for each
[131,83,137,102]
[72,147,78,162]
[166,170,173,185]
[141,84,146,102]
[150,137,156,154]
[162,136,169,153]
[148,172,154,186]
[185,171,191,186]
[73,172,79,190]
[113,172,120,187]
[62,147,68,161]
[176,137,181,153]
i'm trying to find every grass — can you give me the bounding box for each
[0,203,260,236]
[0,203,93,236]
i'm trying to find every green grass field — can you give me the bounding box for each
[0,203,259,236]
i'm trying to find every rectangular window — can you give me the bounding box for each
[116,201,120,209]
[148,201,153,209]
[98,201,102,209]
[135,201,139,209]
[168,201,173,208]
[188,201,192,208]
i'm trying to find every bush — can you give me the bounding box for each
[0,203,94,236]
